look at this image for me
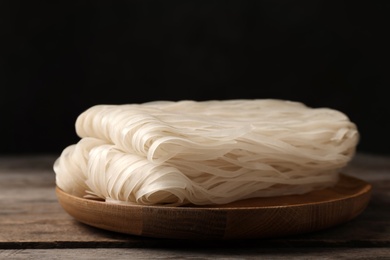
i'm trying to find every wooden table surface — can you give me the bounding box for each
[0,153,389,259]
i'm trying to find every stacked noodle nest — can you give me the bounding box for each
[54,99,359,206]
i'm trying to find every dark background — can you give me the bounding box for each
[1,1,389,155]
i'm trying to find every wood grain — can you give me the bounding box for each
[0,153,389,251]
[2,248,390,260]
[55,174,372,240]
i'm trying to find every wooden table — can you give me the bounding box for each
[0,153,389,259]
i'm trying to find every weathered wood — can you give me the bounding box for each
[1,248,390,259]
[0,153,389,250]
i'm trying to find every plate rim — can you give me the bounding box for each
[55,173,372,239]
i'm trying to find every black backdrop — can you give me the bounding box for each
[1,1,389,155]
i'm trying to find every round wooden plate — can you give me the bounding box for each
[56,174,371,240]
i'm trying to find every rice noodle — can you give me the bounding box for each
[54,99,359,206]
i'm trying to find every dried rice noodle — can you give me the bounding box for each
[54,99,359,206]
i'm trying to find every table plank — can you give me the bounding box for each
[1,248,390,259]
[0,153,389,249]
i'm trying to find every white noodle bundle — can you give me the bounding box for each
[54,99,359,206]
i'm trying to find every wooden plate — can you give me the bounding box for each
[56,174,371,240]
